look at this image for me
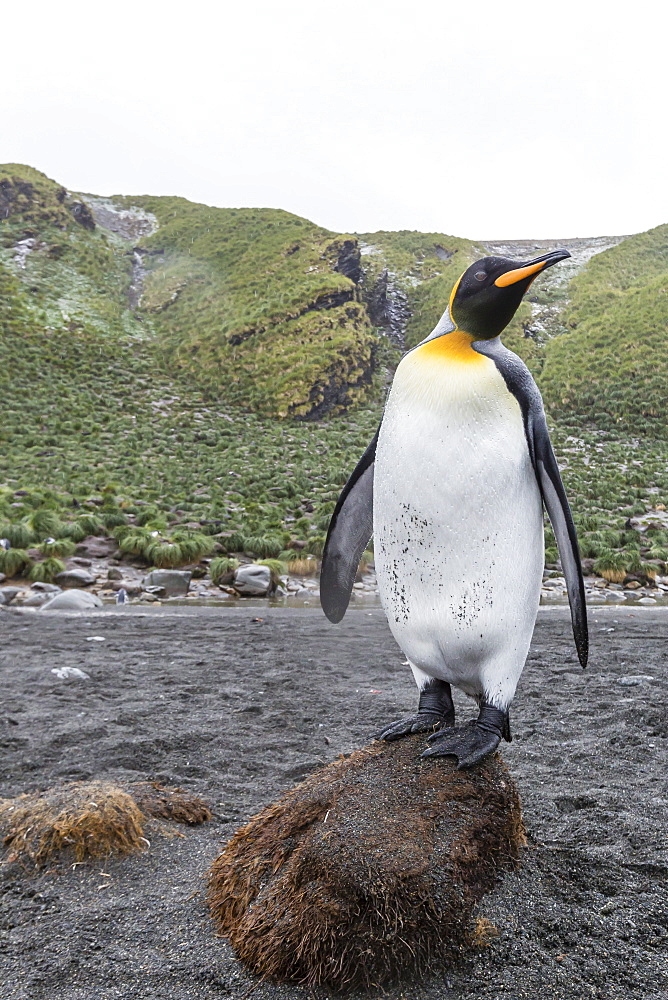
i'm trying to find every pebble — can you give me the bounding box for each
[638,597,657,605]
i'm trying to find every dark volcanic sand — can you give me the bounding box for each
[0,605,666,1000]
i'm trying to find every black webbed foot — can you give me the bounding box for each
[421,704,511,769]
[374,713,453,741]
[374,678,455,742]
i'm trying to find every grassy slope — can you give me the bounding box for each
[0,163,666,579]
[120,195,375,418]
[541,225,668,428]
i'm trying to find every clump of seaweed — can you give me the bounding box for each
[208,735,525,988]
[130,782,212,825]
[0,780,211,869]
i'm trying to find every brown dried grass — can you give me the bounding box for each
[287,557,319,577]
[130,781,212,824]
[208,735,525,988]
[0,780,211,869]
[600,568,626,583]
[0,781,145,868]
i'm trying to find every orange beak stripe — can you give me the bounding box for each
[494,259,550,287]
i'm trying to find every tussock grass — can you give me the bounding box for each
[0,521,34,548]
[0,548,32,577]
[285,556,319,576]
[129,782,212,825]
[209,556,239,585]
[257,558,286,586]
[0,782,146,867]
[540,225,668,430]
[28,557,65,582]
[37,538,75,558]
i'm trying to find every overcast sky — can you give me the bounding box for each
[4,1,666,239]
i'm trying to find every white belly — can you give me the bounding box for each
[373,342,544,708]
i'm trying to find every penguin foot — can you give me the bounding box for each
[421,704,510,770]
[373,678,455,742]
[373,712,454,742]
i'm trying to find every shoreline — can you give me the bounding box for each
[1,605,666,999]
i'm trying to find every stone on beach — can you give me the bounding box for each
[55,568,97,588]
[142,570,192,597]
[41,589,103,611]
[231,563,272,596]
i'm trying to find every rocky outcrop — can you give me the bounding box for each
[81,197,158,242]
[227,287,357,348]
[232,564,272,596]
[333,239,362,285]
[363,267,411,349]
[68,200,96,230]
[0,169,70,228]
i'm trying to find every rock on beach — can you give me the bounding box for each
[41,589,103,611]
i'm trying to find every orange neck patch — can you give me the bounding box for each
[415,329,484,365]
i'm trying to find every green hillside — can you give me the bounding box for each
[119,195,377,418]
[1,162,667,585]
[540,225,668,428]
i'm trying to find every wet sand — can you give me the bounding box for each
[0,605,666,999]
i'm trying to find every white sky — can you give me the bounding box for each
[3,1,666,239]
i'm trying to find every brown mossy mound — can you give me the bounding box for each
[208,735,525,988]
[131,781,212,825]
[0,780,211,869]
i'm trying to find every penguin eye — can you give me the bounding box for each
[474,271,487,281]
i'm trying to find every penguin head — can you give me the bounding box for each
[449,249,571,339]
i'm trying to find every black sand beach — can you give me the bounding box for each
[1,605,666,999]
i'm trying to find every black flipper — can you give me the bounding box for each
[320,430,378,623]
[472,339,588,668]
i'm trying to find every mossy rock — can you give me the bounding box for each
[208,734,524,988]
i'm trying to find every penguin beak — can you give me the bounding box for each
[494,249,571,288]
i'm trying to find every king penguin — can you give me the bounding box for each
[320,250,588,769]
